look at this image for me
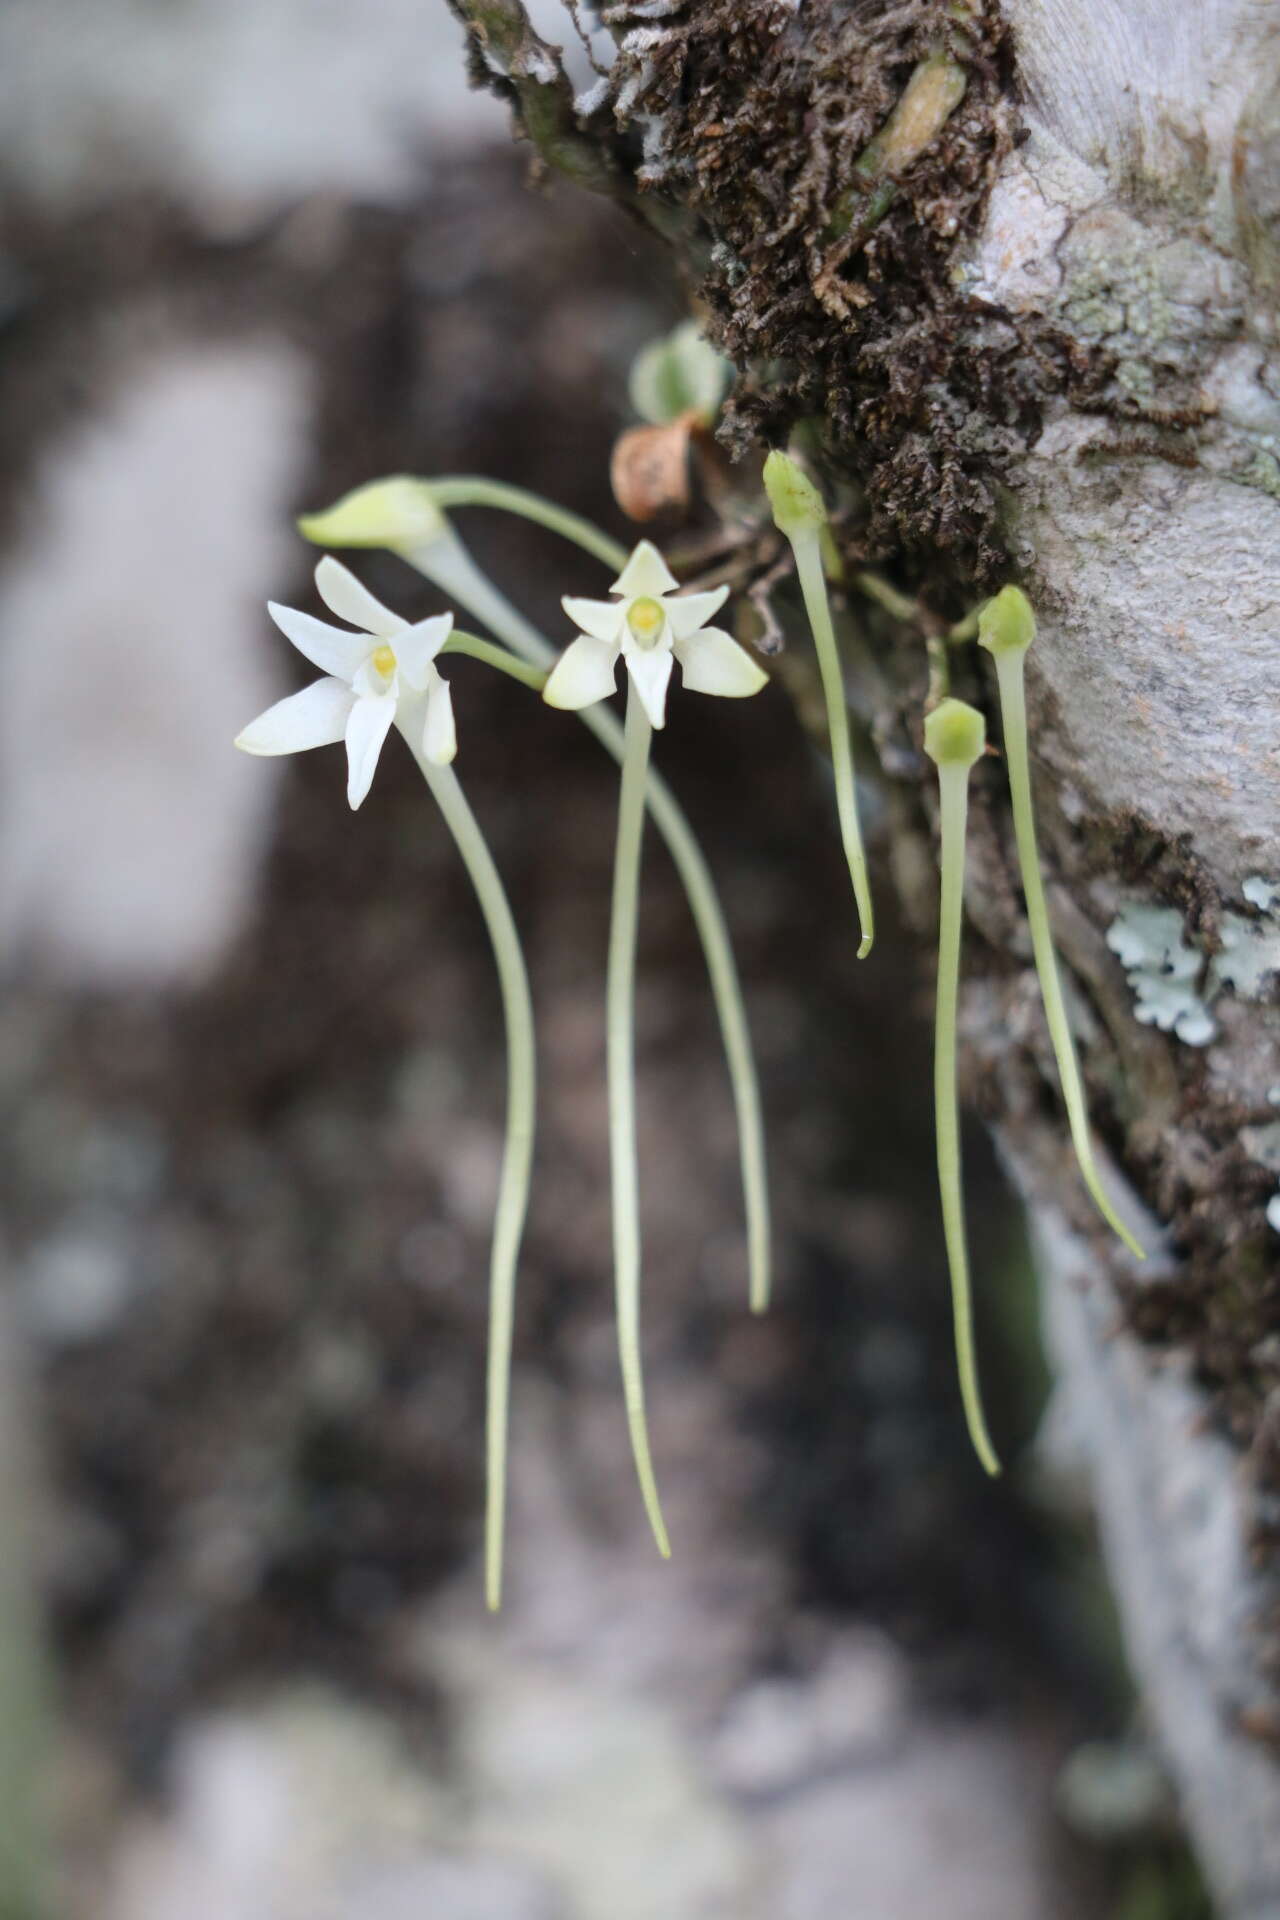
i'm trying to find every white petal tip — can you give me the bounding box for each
[543,635,619,711]
[675,628,769,700]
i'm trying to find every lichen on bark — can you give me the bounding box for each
[446,4,1280,1906]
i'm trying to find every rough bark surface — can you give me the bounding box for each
[448,0,1280,1908]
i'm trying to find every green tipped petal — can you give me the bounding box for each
[298,477,447,553]
[977,586,1036,659]
[763,449,828,538]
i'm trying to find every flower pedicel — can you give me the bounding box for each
[237,558,539,1611]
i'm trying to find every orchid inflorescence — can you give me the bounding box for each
[238,478,772,1604]
[236,427,1143,1604]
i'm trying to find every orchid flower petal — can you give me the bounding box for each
[234,676,355,756]
[422,673,458,765]
[623,645,674,730]
[611,540,678,599]
[665,586,731,639]
[344,691,398,809]
[267,602,369,682]
[314,555,405,640]
[563,595,628,643]
[675,627,768,698]
[395,612,455,690]
[543,634,620,711]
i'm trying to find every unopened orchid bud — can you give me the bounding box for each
[762,448,828,539]
[977,585,1036,659]
[298,477,448,555]
[924,695,986,769]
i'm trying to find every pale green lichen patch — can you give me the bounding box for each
[1052,206,1247,446]
[1115,358,1157,403]
[1107,882,1280,1050]
[1236,449,1280,498]
[1105,903,1216,1046]
[1208,881,1280,999]
[1209,915,1280,998]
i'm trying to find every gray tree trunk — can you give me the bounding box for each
[449,1,1280,1909]
[971,12,1280,1910]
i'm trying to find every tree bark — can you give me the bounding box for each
[448,0,1280,1906]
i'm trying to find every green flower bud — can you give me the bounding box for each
[924,697,986,769]
[762,449,828,538]
[298,477,447,553]
[977,585,1036,659]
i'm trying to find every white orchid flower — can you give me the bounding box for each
[543,539,766,730]
[235,556,456,809]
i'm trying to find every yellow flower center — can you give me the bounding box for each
[371,643,398,678]
[626,596,666,649]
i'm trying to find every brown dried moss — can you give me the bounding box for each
[444,0,1122,588]
[606,0,1045,581]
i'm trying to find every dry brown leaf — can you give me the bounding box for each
[610,411,701,523]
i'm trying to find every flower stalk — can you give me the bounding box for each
[764,451,875,958]
[925,698,1000,1477]
[236,560,540,1610]
[443,628,548,691]
[979,589,1144,1261]
[425,477,629,571]
[607,687,672,1556]
[301,483,772,1314]
[399,717,537,1613]
[433,555,774,1315]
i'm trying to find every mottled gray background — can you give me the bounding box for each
[0,6,1207,1918]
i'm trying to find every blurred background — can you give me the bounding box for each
[0,4,1211,1915]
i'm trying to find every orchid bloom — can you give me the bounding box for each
[543,540,767,730]
[235,556,455,808]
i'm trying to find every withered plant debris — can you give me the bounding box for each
[449,0,1115,590]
